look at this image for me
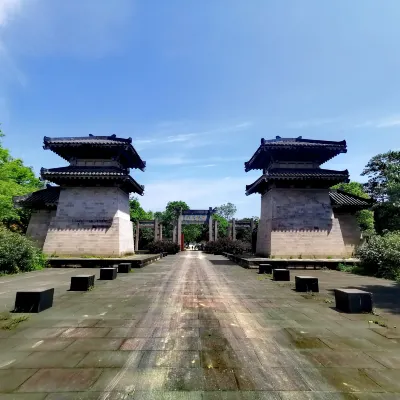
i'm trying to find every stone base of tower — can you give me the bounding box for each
[42,187,134,257]
[256,188,361,258]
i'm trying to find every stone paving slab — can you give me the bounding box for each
[0,252,400,398]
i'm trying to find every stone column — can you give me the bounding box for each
[159,223,163,241]
[228,222,232,239]
[135,221,140,251]
[173,224,177,243]
[214,219,218,241]
[154,219,159,241]
[250,218,254,233]
[209,216,213,242]
[232,218,236,240]
[177,213,182,248]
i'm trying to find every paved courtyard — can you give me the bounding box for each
[0,252,400,399]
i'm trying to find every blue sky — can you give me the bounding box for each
[0,0,399,217]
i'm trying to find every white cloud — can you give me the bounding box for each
[286,118,339,129]
[1,0,136,58]
[354,115,400,129]
[140,176,259,218]
[376,116,400,128]
[165,133,197,143]
[147,155,246,166]
[134,121,253,150]
[0,0,21,27]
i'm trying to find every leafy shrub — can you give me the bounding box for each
[0,226,47,274]
[356,231,400,280]
[337,262,366,275]
[146,240,180,254]
[204,238,248,255]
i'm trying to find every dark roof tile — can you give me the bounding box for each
[13,186,60,209]
[330,189,373,208]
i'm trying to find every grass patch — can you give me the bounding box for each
[256,274,272,281]
[368,319,388,328]
[0,312,29,330]
[337,263,367,275]
[300,293,333,304]
[277,282,295,288]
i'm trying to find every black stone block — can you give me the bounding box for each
[273,269,290,281]
[334,289,373,313]
[14,288,54,313]
[100,267,117,280]
[70,275,95,291]
[118,263,131,273]
[295,276,319,292]
[259,264,272,274]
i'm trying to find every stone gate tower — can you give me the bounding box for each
[16,135,146,256]
[245,136,371,258]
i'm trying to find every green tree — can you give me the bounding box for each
[361,151,400,233]
[212,214,229,239]
[362,150,400,201]
[0,131,43,231]
[161,201,190,240]
[215,202,237,220]
[183,225,202,243]
[129,197,153,222]
[129,197,154,248]
[331,181,374,233]
[165,200,190,221]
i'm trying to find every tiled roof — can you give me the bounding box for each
[13,186,60,209]
[245,136,347,172]
[330,190,373,208]
[43,135,132,145]
[265,168,349,179]
[41,166,127,177]
[261,136,347,148]
[245,169,349,195]
[41,166,144,195]
[43,135,146,171]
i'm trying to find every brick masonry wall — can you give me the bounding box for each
[42,187,134,256]
[256,188,362,257]
[26,209,56,249]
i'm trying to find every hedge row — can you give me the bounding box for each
[357,231,400,281]
[146,240,180,255]
[0,227,47,274]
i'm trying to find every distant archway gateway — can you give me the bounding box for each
[174,207,217,251]
[135,220,163,251]
[228,218,255,240]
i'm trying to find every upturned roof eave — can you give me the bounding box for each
[43,136,146,171]
[245,172,350,195]
[40,170,144,195]
[244,138,348,172]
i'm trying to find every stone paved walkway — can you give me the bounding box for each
[0,252,399,399]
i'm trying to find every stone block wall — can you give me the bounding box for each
[256,188,361,258]
[42,187,134,256]
[26,209,56,249]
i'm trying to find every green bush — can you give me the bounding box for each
[204,238,248,255]
[0,227,47,274]
[146,240,180,255]
[356,231,400,280]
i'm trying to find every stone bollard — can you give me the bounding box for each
[118,263,132,273]
[259,264,272,274]
[14,288,54,313]
[273,269,290,281]
[70,275,95,291]
[295,276,319,292]
[334,289,373,313]
[100,267,117,280]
